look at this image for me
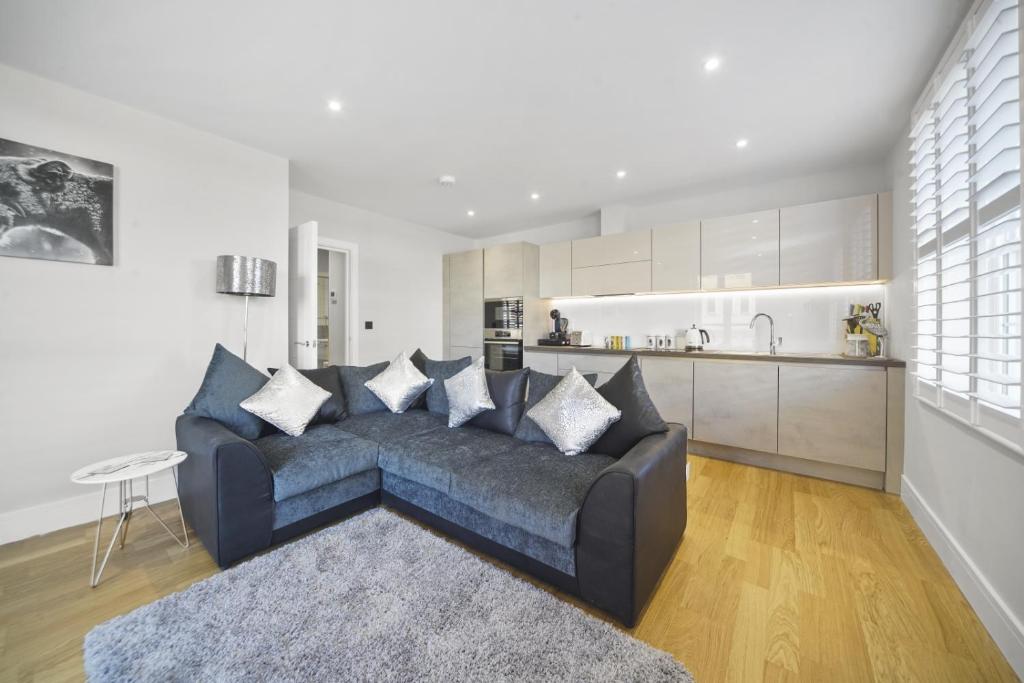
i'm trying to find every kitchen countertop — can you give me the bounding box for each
[523,345,906,368]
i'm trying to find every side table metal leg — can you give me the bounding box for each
[120,479,133,549]
[89,482,108,587]
[140,469,189,549]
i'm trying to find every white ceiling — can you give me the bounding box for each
[0,0,968,238]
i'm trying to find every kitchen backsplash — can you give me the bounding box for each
[548,284,888,355]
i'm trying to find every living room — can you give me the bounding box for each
[1,1,1022,681]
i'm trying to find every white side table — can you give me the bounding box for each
[70,450,190,587]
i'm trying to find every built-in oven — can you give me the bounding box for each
[483,297,524,330]
[484,329,523,371]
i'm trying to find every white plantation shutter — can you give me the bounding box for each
[910,0,1023,449]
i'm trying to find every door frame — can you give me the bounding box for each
[317,237,360,365]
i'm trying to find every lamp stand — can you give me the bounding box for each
[242,295,250,362]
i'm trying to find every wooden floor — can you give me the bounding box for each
[0,455,1016,682]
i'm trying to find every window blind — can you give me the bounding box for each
[910,0,1022,449]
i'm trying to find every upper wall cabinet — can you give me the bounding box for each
[571,231,651,268]
[700,210,780,290]
[539,241,572,298]
[652,222,700,292]
[484,243,525,298]
[779,194,878,286]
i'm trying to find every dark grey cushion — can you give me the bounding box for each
[424,356,472,415]
[184,343,268,440]
[377,425,520,492]
[408,349,429,410]
[449,443,615,547]
[335,410,447,444]
[337,362,388,415]
[268,366,346,424]
[468,368,530,435]
[254,424,379,502]
[591,355,668,457]
[513,370,597,445]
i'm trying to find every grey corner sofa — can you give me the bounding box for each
[175,390,688,627]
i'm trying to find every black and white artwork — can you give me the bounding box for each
[0,137,114,266]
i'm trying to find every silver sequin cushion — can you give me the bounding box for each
[526,368,622,456]
[240,364,331,437]
[364,351,434,414]
[444,357,496,428]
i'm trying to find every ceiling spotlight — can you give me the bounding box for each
[466,209,475,217]
[616,170,627,179]
[736,138,749,149]
[703,56,721,72]
[530,192,541,200]
[327,99,343,112]
[438,175,456,187]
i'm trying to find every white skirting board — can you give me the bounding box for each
[902,476,1024,678]
[0,471,178,546]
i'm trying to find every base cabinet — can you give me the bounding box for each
[523,350,558,375]
[556,352,630,385]
[777,364,886,471]
[692,361,778,452]
[640,357,694,434]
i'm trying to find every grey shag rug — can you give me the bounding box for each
[84,509,693,682]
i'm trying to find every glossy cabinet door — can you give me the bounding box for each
[556,352,630,385]
[652,222,700,292]
[778,364,886,471]
[539,241,572,298]
[523,350,558,375]
[571,262,652,296]
[447,249,483,348]
[700,210,780,290]
[448,345,482,362]
[779,194,877,285]
[483,242,524,298]
[692,361,778,452]
[640,356,694,433]
[571,231,651,268]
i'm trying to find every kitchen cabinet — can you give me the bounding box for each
[777,364,886,471]
[523,350,558,375]
[446,249,483,349]
[448,345,482,362]
[571,262,651,296]
[692,361,778,452]
[556,352,629,385]
[571,231,651,268]
[700,210,780,290]
[652,222,700,292]
[539,241,572,298]
[640,356,694,433]
[484,242,525,298]
[779,194,878,285]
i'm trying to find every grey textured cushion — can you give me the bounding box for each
[268,366,346,424]
[469,368,530,435]
[424,356,472,415]
[444,357,495,427]
[364,352,433,413]
[513,370,598,445]
[255,424,379,502]
[335,410,447,444]
[240,365,331,437]
[591,355,668,457]
[449,443,615,547]
[184,343,268,440]
[527,369,621,456]
[338,362,389,415]
[273,470,381,530]
[377,425,520,492]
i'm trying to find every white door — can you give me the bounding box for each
[289,221,318,367]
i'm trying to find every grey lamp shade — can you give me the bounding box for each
[216,255,277,297]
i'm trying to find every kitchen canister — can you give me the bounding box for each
[663,335,675,351]
[845,334,870,358]
[646,335,657,350]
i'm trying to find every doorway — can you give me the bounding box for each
[317,248,348,367]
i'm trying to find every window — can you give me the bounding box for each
[910,0,1022,449]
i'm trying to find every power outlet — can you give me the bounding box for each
[364,321,373,330]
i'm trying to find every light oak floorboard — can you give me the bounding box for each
[0,455,1017,682]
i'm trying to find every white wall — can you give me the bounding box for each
[0,65,290,543]
[290,190,474,364]
[889,136,1024,676]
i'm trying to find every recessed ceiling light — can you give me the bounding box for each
[438,175,456,187]
[703,56,721,72]
[530,192,541,200]
[616,170,627,179]
[736,138,749,149]
[466,209,475,217]
[327,99,343,112]
[752,218,760,224]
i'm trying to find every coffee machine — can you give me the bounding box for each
[537,309,571,346]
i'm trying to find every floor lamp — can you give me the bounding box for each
[216,255,277,362]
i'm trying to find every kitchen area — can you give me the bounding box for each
[442,192,905,493]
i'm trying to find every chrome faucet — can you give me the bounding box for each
[749,313,777,355]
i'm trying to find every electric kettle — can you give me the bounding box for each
[683,324,710,351]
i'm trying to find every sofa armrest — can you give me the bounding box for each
[175,415,275,567]
[576,424,687,627]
